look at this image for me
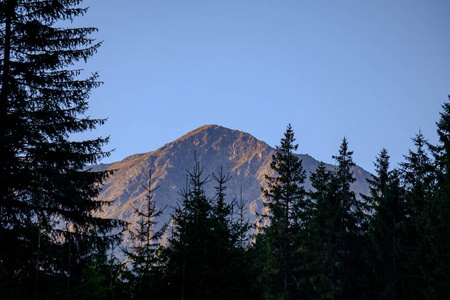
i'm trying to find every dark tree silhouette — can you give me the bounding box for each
[0,1,123,298]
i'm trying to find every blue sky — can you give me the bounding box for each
[73,0,450,174]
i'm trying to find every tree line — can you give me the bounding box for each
[1,1,450,299]
[74,114,450,300]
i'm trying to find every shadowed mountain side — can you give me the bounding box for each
[96,125,371,229]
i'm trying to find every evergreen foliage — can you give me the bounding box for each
[305,139,368,299]
[108,100,450,300]
[364,149,405,299]
[426,96,450,299]
[399,132,435,298]
[0,0,123,298]
[259,124,307,299]
[301,161,336,299]
[125,170,167,299]
[163,158,215,299]
[160,157,256,299]
[2,4,450,295]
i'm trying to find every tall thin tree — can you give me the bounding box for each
[260,124,307,299]
[365,149,405,299]
[427,97,450,298]
[126,169,167,299]
[399,132,435,298]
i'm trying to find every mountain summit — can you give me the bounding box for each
[96,125,371,227]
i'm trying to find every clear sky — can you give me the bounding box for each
[72,0,450,174]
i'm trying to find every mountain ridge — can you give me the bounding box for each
[95,124,371,227]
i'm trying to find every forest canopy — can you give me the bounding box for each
[1,1,449,299]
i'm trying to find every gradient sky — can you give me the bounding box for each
[72,0,450,174]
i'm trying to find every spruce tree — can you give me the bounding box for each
[232,185,251,250]
[332,138,367,299]
[365,149,405,299]
[0,1,123,298]
[306,138,367,299]
[301,161,336,299]
[161,158,256,299]
[161,158,223,299]
[126,170,167,299]
[211,168,255,299]
[259,124,307,299]
[399,132,435,298]
[425,97,450,298]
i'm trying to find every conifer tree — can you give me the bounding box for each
[305,138,367,299]
[331,138,367,298]
[211,168,255,299]
[161,158,223,299]
[259,124,306,299]
[365,149,405,299]
[126,170,167,299]
[399,132,435,298]
[211,167,234,248]
[234,185,251,249]
[161,158,256,299]
[424,97,450,298]
[0,1,123,298]
[301,161,336,299]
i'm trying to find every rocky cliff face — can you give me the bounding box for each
[96,125,371,227]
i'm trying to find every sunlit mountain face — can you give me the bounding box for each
[95,124,371,231]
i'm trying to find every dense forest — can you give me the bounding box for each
[1,1,450,299]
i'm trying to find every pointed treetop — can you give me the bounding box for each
[279,123,298,153]
[333,137,355,170]
[437,96,450,146]
[374,148,390,178]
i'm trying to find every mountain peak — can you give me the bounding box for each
[165,124,268,155]
[96,125,371,228]
[175,124,239,142]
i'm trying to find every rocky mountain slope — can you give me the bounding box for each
[96,125,371,227]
